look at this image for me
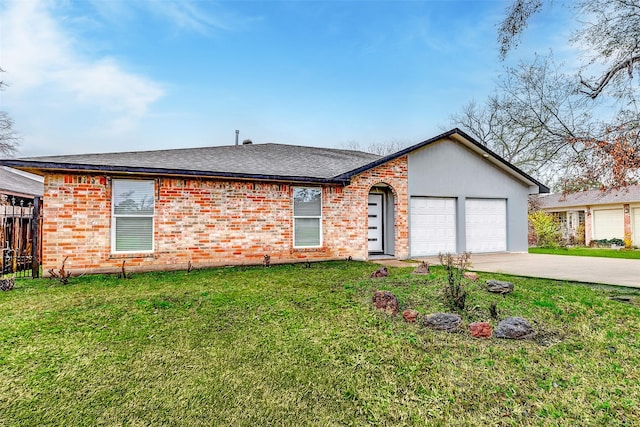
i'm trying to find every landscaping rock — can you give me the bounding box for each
[470,322,492,338]
[412,262,430,275]
[403,309,419,323]
[486,280,514,294]
[422,313,462,332]
[495,317,536,339]
[0,277,14,291]
[370,267,389,278]
[372,290,398,315]
[463,272,479,281]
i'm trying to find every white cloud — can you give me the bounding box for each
[1,0,164,132]
[86,0,253,36]
[150,1,233,35]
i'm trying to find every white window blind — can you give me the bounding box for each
[293,187,322,247]
[112,179,155,252]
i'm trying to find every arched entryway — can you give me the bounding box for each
[368,184,396,257]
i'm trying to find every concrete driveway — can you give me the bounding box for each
[455,253,640,288]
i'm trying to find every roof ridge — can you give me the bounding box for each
[16,141,380,161]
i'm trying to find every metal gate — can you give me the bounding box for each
[1,197,41,278]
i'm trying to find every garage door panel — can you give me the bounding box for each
[593,209,624,240]
[466,199,506,253]
[410,197,456,256]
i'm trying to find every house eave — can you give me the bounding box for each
[0,160,351,186]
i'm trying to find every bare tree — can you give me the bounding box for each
[497,0,543,59]
[342,139,411,156]
[478,0,640,190]
[574,0,640,101]
[498,0,640,101]
[451,54,595,184]
[0,68,19,157]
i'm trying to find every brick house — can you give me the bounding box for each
[0,129,548,275]
[537,185,640,247]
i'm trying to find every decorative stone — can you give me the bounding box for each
[469,322,492,338]
[486,280,514,294]
[422,313,462,333]
[370,266,389,278]
[0,277,15,291]
[412,261,430,275]
[463,272,479,281]
[372,290,398,315]
[495,317,536,339]
[403,309,419,323]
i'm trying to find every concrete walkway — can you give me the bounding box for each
[421,253,640,288]
[373,253,640,288]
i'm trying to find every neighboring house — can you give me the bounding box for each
[538,185,640,247]
[1,167,44,274]
[0,166,44,206]
[0,129,548,275]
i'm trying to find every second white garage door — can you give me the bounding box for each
[410,197,456,256]
[465,199,507,253]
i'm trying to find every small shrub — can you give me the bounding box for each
[528,211,562,248]
[489,302,499,320]
[117,260,133,279]
[48,256,72,285]
[438,252,471,311]
[591,238,625,248]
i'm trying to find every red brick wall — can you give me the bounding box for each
[42,156,409,274]
[345,156,409,258]
[584,208,592,246]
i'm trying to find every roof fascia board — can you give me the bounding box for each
[0,190,38,199]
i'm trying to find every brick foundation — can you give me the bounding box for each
[42,156,409,275]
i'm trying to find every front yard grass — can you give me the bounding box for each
[1,261,639,426]
[529,246,640,259]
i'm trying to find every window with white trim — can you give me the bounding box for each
[293,187,322,247]
[112,179,155,253]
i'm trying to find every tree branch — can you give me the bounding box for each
[580,54,640,99]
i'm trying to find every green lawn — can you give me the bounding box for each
[529,246,640,259]
[1,262,639,426]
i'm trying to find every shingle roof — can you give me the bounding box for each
[0,128,549,192]
[2,143,382,183]
[0,167,44,198]
[538,185,640,209]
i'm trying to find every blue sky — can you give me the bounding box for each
[0,0,574,157]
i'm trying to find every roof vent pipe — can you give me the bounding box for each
[235,130,239,145]
[242,139,253,145]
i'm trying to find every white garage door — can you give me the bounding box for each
[634,209,640,246]
[465,199,507,253]
[593,209,624,240]
[410,197,456,256]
